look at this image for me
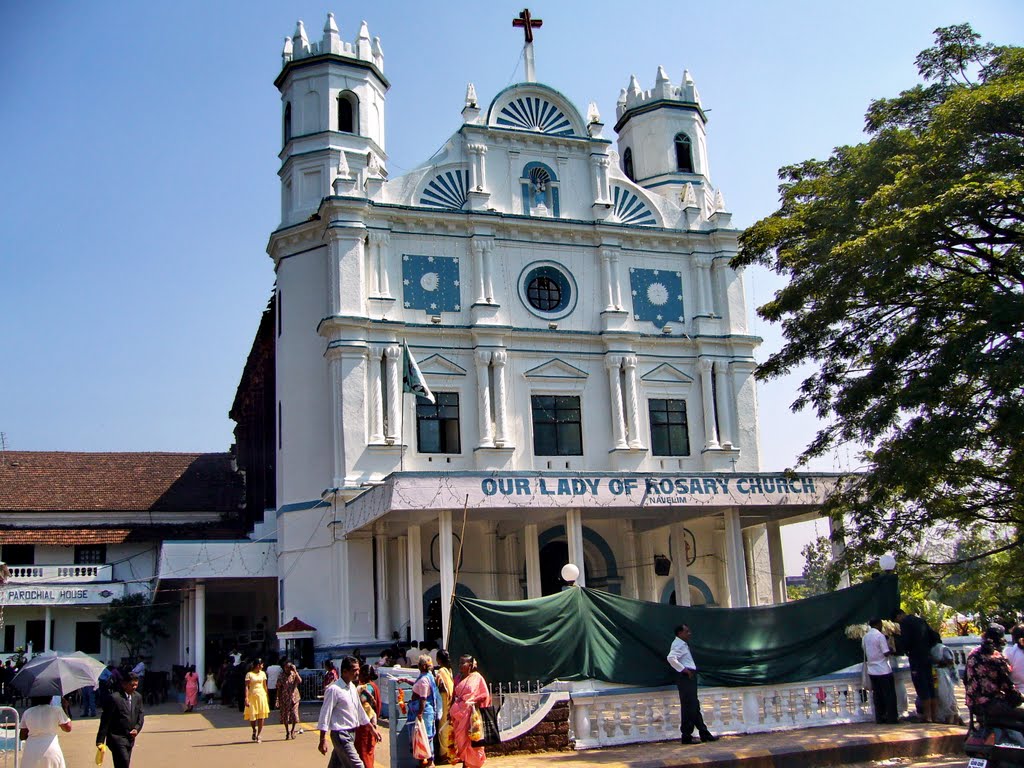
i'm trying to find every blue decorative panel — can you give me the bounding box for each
[496,97,575,136]
[402,254,461,313]
[419,169,468,210]
[610,185,657,226]
[629,267,684,328]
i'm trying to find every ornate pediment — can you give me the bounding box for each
[418,354,467,376]
[640,363,693,384]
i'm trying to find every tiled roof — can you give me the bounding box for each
[277,616,317,632]
[0,452,244,513]
[0,526,249,545]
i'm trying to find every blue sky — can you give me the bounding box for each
[2,2,1021,570]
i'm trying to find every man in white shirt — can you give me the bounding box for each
[317,656,381,767]
[1007,624,1024,695]
[863,617,898,724]
[667,624,717,744]
[266,659,284,710]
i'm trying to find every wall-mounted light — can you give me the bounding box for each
[548,321,558,330]
[662,325,673,334]
[431,315,442,324]
[879,554,897,572]
[561,563,580,584]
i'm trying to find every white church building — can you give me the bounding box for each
[231,11,841,658]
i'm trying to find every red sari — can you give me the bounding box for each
[355,681,381,768]
[450,672,491,768]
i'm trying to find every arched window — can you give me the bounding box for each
[283,102,292,145]
[520,162,560,217]
[675,133,693,173]
[623,147,635,181]
[337,92,358,134]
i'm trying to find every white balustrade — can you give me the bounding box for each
[7,564,113,583]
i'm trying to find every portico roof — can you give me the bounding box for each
[333,471,844,537]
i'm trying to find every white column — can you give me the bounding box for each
[186,592,195,666]
[639,531,657,602]
[600,250,616,311]
[502,534,520,599]
[475,350,494,447]
[369,231,390,298]
[622,521,639,600]
[44,606,52,651]
[713,360,735,449]
[699,358,720,450]
[766,520,787,604]
[606,355,628,449]
[439,511,455,647]
[523,524,541,599]
[472,239,487,304]
[671,524,691,606]
[374,530,390,640]
[491,350,509,445]
[694,254,712,316]
[724,509,749,608]
[178,600,186,664]
[396,535,409,640]
[467,144,487,193]
[829,517,851,589]
[482,522,499,599]
[407,526,424,642]
[610,251,623,309]
[328,352,346,486]
[622,355,641,448]
[367,346,385,443]
[384,344,401,443]
[194,581,206,680]
[565,509,586,588]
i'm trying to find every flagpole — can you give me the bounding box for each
[445,494,470,650]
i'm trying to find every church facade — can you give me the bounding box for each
[253,12,839,655]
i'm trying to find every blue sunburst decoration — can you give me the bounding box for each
[629,267,684,328]
[610,185,657,226]
[402,254,461,313]
[419,169,468,210]
[496,97,575,136]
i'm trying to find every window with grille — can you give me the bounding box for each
[531,395,583,456]
[649,398,690,456]
[416,392,461,454]
[75,545,107,565]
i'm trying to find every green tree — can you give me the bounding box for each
[801,536,836,596]
[98,593,169,663]
[734,25,1024,590]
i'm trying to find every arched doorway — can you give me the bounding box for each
[661,577,716,607]
[536,525,621,594]
[539,540,577,596]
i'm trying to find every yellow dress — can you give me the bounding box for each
[243,671,270,720]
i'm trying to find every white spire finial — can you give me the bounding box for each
[714,188,726,212]
[628,75,640,94]
[323,13,341,54]
[337,152,350,180]
[586,101,601,124]
[366,152,381,178]
[681,183,697,208]
[282,35,293,63]
[465,83,478,108]
[656,65,670,84]
[293,20,309,52]
[617,88,627,106]
[357,20,372,60]
[324,12,338,34]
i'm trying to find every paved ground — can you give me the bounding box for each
[44,704,969,768]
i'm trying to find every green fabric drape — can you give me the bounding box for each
[449,574,898,686]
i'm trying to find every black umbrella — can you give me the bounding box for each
[10,651,107,697]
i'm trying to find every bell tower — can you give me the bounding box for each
[276,14,389,226]
[613,66,710,206]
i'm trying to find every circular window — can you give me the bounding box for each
[518,262,576,319]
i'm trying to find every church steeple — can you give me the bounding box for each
[275,12,390,226]
[613,66,712,207]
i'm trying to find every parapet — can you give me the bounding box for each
[281,14,384,72]
[615,66,702,122]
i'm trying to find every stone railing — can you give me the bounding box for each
[568,667,914,749]
[7,564,113,583]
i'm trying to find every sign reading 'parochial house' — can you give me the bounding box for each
[339,472,843,535]
[0,583,126,606]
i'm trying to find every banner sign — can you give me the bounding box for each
[340,472,841,535]
[1,583,126,606]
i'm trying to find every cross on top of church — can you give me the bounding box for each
[513,8,542,44]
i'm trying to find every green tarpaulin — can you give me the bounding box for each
[449,574,898,687]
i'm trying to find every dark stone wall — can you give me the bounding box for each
[489,700,573,754]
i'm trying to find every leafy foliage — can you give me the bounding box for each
[98,593,169,663]
[801,536,836,596]
[735,25,1024,602]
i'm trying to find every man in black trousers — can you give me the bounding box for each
[667,624,718,745]
[97,672,145,768]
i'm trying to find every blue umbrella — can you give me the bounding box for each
[10,651,106,697]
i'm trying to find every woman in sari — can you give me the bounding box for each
[402,655,441,768]
[183,665,200,712]
[355,664,382,767]
[433,650,454,764]
[323,659,339,691]
[277,662,301,740]
[450,655,491,768]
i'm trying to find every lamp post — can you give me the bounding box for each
[561,563,580,586]
[879,554,897,573]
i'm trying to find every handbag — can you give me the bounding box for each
[411,717,431,761]
[471,704,501,748]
